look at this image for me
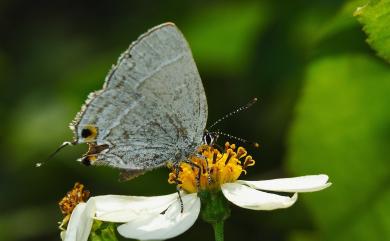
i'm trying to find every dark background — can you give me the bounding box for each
[1,0,389,241]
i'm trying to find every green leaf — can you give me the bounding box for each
[287,54,390,241]
[89,220,119,241]
[313,0,367,43]
[355,0,390,62]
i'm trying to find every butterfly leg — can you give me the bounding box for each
[174,162,184,213]
[194,153,212,185]
[181,159,202,189]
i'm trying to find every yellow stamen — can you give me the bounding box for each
[242,156,255,175]
[236,147,247,159]
[168,142,255,193]
[58,182,90,230]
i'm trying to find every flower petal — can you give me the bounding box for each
[117,193,200,240]
[60,231,66,240]
[63,203,85,241]
[63,201,95,241]
[93,192,179,222]
[77,200,96,241]
[237,174,331,192]
[221,183,297,210]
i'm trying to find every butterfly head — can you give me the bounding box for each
[202,130,218,146]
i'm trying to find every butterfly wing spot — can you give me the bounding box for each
[81,128,92,138]
[81,143,109,166]
[81,155,96,166]
[80,125,98,142]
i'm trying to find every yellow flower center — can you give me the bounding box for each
[168,142,255,193]
[58,182,90,230]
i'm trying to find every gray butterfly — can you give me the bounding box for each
[69,23,208,180]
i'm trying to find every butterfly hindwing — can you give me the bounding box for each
[70,23,207,172]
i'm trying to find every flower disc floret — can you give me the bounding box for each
[59,183,90,230]
[169,142,255,193]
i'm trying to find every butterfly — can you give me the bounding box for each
[69,23,209,180]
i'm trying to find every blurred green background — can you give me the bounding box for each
[1,0,389,241]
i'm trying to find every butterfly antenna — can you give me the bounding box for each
[208,97,258,130]
[210,131,260,149]
[35,141,74,167]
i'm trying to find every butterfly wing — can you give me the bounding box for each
[70,23,208,173]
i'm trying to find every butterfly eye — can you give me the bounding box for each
[80,125,98,142]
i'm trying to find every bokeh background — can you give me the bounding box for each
[1,0,389,241]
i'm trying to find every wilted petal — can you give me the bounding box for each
[237,174,331,192]
[63,200,95,241]
[94,192,179,222]
[117,193,200,240]
[221,183,297,210]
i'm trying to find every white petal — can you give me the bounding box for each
[221,183,297,210]
[63,203,86,241]
[63,201,95,241]
[237,174,331,192]
[60,231,66,241]
[77,199,96,241]
[117,193,200,240]
[93,192,179,222]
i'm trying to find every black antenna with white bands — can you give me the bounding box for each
[210,131,260,149]
[208,97,258,130]
[35,141,74,167]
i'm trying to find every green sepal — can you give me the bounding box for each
[89,220,119,241]
[198,190,230,224]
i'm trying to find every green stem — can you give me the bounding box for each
[199,190,229,241]
[212,221,224,241]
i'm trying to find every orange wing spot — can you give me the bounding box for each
[80,125,98,142]
[81,143,109,166]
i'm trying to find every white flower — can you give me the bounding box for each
[61,174,330,241]
[222,174,330,210]
[60,192,200,241]
[61,202,95,241]
[60,143,331,240]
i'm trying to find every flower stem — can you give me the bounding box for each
[199,190,229,241]
[212,221,224,241]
